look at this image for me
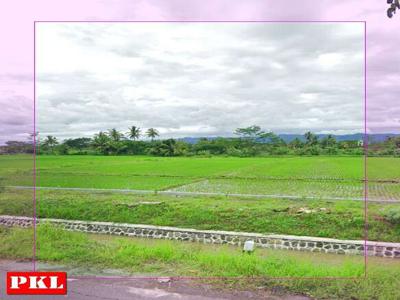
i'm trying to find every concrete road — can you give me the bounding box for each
[0,260,310,300]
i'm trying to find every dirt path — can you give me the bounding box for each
[0,260,311,300]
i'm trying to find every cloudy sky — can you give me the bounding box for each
[36,22,364,140]
[2,0,400,145]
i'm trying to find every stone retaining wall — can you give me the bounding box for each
[1,215,399,258]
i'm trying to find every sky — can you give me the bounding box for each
[1,0,399,144]
[36,22,364,140]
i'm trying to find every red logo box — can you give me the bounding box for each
[7,272,67,295]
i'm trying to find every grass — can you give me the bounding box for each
[34,155,400,180]
[2,188,400,242]
[1,155,400,180]
[0,225,365,278]
[37,173,192,191]
[1,225,400,299]
[2,155,400,200]
[2,155,400,298]
[1,154,400,241]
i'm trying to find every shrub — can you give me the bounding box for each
[226,147,243,157]
[297,146,321,156]
[383,207,400,224]
[272,146,289,155]
[196,150,212,157]
[324,147,338,155]
[56,144,70,155]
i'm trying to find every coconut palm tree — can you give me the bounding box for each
[128,126,141,141]
[304,131,318,146]
[146,128,159,141]
[92,131,111,155]
[108,128,123,142]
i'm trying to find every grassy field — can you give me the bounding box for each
[1,225,400,299]
[1,188,400,242]
[1,154,400,299]
[32,155,398,180]
[1,154,400,242]
[1,155,400,180]
[1,155,400,200]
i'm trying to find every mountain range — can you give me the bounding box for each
[178,133,400,144]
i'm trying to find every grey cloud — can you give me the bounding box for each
[35,23,364,141]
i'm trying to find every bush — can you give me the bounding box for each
[297,146,321,156]
[308,146,321,155]
[271,146,289,155]
[240,147,259,157]
[383,207,400,224]
[324,147,338,155]
[226,147,243,157]
[196,150,212,157]
[56,144,70,155]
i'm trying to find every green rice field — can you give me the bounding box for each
[1,154,400,289]
[1,155,400,201]
[1,154,400,242]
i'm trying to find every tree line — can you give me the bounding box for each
[1,125,399,157]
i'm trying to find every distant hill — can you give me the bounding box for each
[281,133,400,143]
[178,134,400,144]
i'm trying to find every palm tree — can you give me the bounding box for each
[304,131,318,146]
[92,131,111,155]
[128,126,141,141]
[42,135,58,153]
[146,128,159,141]
[108,128,123,142]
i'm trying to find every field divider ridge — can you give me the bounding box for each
[7,185,400,203]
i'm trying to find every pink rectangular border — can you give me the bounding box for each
[32,20,368,280]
